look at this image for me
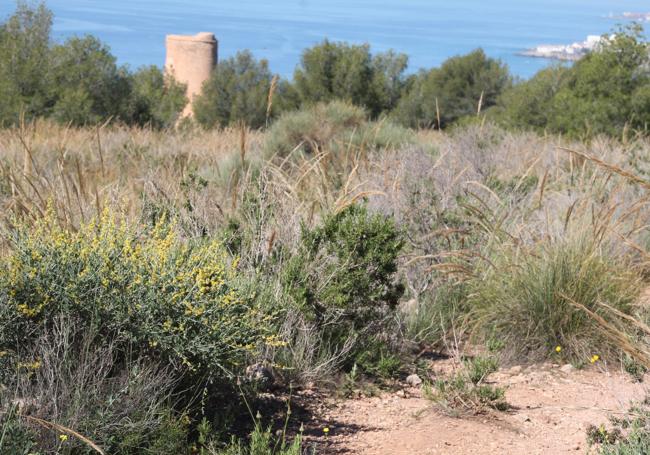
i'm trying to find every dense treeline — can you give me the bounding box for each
[0,2,187,128]
[1,2,649,136]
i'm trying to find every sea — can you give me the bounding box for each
[1,0,649,79]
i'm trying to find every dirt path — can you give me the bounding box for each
[306,364,648,454]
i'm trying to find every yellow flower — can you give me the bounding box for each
[555,346,562,353]
[323,427,330,435]
[590,355,600,364]
[59,434,69,442]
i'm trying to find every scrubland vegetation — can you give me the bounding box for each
[2,2,650,454]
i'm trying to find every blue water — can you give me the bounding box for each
[1,0,648,78]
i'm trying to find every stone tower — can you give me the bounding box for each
[165,32,218,117]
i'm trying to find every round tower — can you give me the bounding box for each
[165,32,218,117]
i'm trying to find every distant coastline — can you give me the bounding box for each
[521,10,649,62]
[520,35,605,61]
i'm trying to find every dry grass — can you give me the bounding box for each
[2,119,650,364]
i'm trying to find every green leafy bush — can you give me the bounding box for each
[492,64,570,131]
[0,209,266,379]
[283,204,404,351]
[589,397,650,454]
[48,35,131,125]
[264,100,413,160]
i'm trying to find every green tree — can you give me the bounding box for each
[493,65,570,131]
[126,65,187,128]
[547,25,650,137]
[293,40,408,117]
[495,25,650,137]
[193,50,294,129]
[0,1,52,125]
[394,49,511,128]
[48,35,131,125]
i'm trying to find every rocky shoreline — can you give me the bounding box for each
[520,35,604,61]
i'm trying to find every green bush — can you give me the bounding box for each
[0,209,266,380]
[393,49,511,128]
[464,356,499,385]
[212,424,302,455]
[589,397,650,454]
[0,405,39,455]
[294,40,408,117]
[193,51,296,129]
[283,204,404,351]
[548,25,650,137]
[469,236,643,359]
[264,100,413,160]
[264,100,366,157]
[425,355,507,414]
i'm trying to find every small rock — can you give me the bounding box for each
[508,365,523,375]
[560,364,574,374]
[395,390,406,398]
[245,363,274,389]
[406,374,423,387]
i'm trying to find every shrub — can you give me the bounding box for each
[425,355,507,415]
[264,100,413,160]
[589,397,650,454]
[393,49,511,128]
[211,423,302,455]
[294,40,408,117]
[464,355,499,385]
[264,100,366,157]
[469,236,643,360]
[283,204,404,354]
[0,208,267,380]
[193,51,296,129]
[0,317,188,454]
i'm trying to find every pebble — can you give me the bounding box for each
[406,374,423,387]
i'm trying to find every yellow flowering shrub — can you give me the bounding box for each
[0,209,267,378]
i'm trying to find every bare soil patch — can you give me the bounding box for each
[299,363,647,454]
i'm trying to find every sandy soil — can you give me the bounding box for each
[300,362,648,454]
